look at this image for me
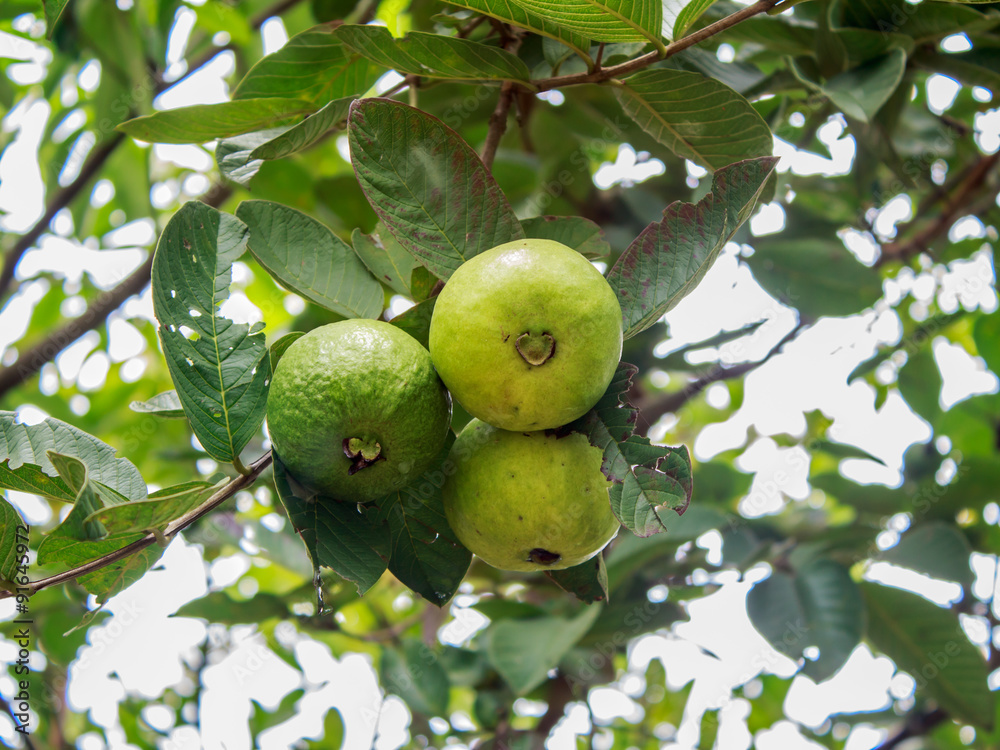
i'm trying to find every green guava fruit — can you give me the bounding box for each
[428,238,623,431]
[267,320,452,502]
[442,419,620,571]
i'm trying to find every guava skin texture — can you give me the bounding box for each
[442,419,620,572]
[267,320,452,503]
[428,239,623,431]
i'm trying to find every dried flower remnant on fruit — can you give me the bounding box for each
[343,437,384,475]
[515,332,555,366]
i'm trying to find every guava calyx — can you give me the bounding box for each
[528,548,561,565]
[515,332,555,366]
[343,437,383,475]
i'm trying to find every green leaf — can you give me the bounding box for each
[607,156,777,339]
[673,0,718,37]
[251,97,355,161]
[545,554,609,604]
[746,238,883,320]
[569,363,693,536]
[77,543,164,604]
[351,227,419,296]
[515,0,662,45]
[381,639,452,717]
[232,25,381,104]
[389,297,436,350]
[382,469,472,607]
[973,313,1000,375]
[216,128,288,185]
[896,2,1000,43]
[151,202,270,464]
[269,332,306,376]
[0,497,26,585]
[348,98,524,280]
[39,453,123,545]
[614,69,773,172]
[235,200,384,320]
[916,50,1000,103]
[897,349,942,422]
[272,454,390,596]
[129,391,186,419]
[0,411,146,501]
[304,708,345,749]
[484,604,602,694]
[790,50,907,123]
[747,558,864,681]
[880,522,973,587]
[42,0,70,38]
[521,216,610,258]
[117,99,314,144]
[442,0,593,60]
[335,25,532,82]
[174,591,292,623]
[862,581,994,728]
[85,481,222,536]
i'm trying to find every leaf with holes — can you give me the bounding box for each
[236,200,384,320]
[0,411,145,501]
[614,69,773,171]
[150,201,269,464]
[349,98,524,280]
[607,156,777,339]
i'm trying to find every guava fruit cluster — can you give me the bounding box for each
[430,239,624,572]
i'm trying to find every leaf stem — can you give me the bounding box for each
[0,451,273,600]
[233,455,252,476]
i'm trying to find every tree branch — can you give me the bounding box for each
[0,132,126,303]
[482,82,517,170]
[878,151,1000,265]
[872,708,947,750]
[533,0,782,93]
[636,323,806,434]
[0,451,272,601]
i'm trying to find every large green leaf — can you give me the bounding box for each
[42,0,70,38]
[521,216,610,257]
[607,157,777,339]
[484,604,602,694]
[272,455,390,596]
[335,25,532,82]
[348,98,524,280]
[510,0,663,45]
[545,554,609,604]
[862,582,993,728]
[746,238,883,320]
[0,497,26,585]
[381,639,452,717]
[0,411,145,501]
[881,522,973,587]
[897,349,942,422]
[85,481,223,536]
[351,227,419,297]
[614,69,773,172]
[117,99,314,145]
[150,202,270,464]
[232,25,381,104]
[790,50,907,123]
[747,558,864,681]
[381,464,472,607]
[442,0,592,60]
[569,363,692,536]
[235,201,384,320]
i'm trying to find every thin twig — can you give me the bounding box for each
[482,82,517,170]
[0,452,272,601]
[636,323,806,434]
[533,0,783,93]
[0,695,37,750]
[878,151,999,265]
[0,133,125,303]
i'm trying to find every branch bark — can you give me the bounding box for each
[872,708,947,750]
[0,451,272,601]
[636,323,806,434]
[878,151,1000,265]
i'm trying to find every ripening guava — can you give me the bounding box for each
[442,419,620,571]
[267,320,452,502]
[428,238,623,431]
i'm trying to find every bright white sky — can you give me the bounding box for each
[1,9,999,750]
